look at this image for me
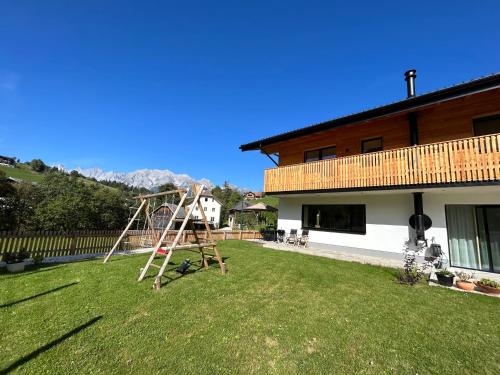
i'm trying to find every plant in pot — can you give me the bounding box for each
[4,249,30,273]
[455,271,475,291]
[435,268,454,287]
[475,278,500,295]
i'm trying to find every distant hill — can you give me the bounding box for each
[0,164,44,183]
[251,195,279,208]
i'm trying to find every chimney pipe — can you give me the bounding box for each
[404,69,417,98]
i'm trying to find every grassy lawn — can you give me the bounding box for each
[1,241,499,374]
[0,165,44,183]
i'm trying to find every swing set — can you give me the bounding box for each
[103,184,225,289]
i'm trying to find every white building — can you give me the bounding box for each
[240,70,500,277]
[189,190,222,229]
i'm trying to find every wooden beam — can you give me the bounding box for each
[133,189,186,200]
[103,199,147,263]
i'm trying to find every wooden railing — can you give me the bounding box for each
[264,133,500,192]
[0,230,262,261]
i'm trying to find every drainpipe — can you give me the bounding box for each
[405,69,426,243]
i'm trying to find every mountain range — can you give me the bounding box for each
[67,167,247,192]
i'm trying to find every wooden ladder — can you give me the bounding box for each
[137,184,225,289]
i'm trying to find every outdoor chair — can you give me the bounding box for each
[286,229,298,245]
[297,229,309,247]
[276,230,285,243]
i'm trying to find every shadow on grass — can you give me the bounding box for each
[0,316,103,374]
[0,264,66,279]
[0,281,79,308]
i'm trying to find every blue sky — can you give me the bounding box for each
[0,1,499,190]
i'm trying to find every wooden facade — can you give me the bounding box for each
[254,86,500,193]
[264,133,500,193]
[262,89,500,167]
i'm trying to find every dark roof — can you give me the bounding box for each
[230,201,251,212]
[240,73,500,151]
[152,203,186,219]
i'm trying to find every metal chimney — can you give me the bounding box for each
[404,69,417,98]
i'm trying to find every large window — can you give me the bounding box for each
[302,204,366,234]
[446,205,500,273]
[361,137,383,153]
[473,114,500,136]
[304,146,337,163]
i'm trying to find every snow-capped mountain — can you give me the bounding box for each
[67,167,248,192]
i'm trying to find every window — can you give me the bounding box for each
[473,114,500,136]
[194,215,199,219]
[361,137,383,154]
[304,146,336,163]
[212,208,216,212]
[204,207,207,211]
[210,217,215,222]
[302,205,366,234]
[212,198,214,202]
[446,205,500,273]
[205,198,208,202]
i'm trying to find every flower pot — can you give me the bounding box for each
[476,283,500,295]
[456,280,475,291]
[6,262,25,273]
[436,273,454,287]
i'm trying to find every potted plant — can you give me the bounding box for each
[455,271,475,291]
[476,279,500,294]
[435,268,454,287]
[4,250,30,273]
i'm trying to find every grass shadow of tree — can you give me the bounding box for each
[0,316,103,374]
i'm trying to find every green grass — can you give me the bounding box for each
[0,165,44,183]
[1,241,499,374]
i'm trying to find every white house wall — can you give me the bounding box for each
[190,197,222,228]
[277,187,500,257]
[278,194,413,253]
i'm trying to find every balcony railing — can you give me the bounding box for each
[264,133,500,193]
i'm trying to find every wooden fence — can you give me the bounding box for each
[264,133,500,192]
[0,230,262,261]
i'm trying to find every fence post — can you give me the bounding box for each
[224,231,227,241]
[182,231,187,243]
[239,230,243,240]
[70,233,77,255]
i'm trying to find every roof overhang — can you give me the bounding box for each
[240,73,500,152]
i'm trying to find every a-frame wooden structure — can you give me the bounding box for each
[104,184,225,289]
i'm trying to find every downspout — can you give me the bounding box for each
[405,69,426,243]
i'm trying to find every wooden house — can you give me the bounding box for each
[241,70,500,275]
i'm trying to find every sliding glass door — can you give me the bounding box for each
[446,205,500,273]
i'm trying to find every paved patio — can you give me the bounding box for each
[251,240,500,286]
[257,241,403,268]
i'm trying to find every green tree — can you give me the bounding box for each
[0,171,17,230]
[212,182,243,226]
[30,159,47,172]
[158,182,180,204]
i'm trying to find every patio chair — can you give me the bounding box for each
[276,230,285,243]
[297,229,309,247]
[286,229,298,245]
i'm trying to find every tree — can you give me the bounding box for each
[30,159,47,172]
[212,182,243,226]
[0,170,17,230]
[158,183,180,204]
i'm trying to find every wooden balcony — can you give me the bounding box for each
[264,133,500,193]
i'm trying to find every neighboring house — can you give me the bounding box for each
[241,70,500,275]
[151,203,186,230]
[228,201,251,228]
[244,191,264,200]
[0,156,15,167]
[188,190,222,229]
